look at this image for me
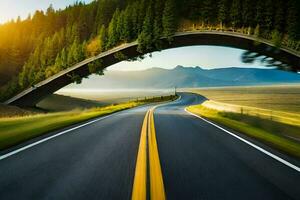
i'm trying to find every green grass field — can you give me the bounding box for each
[37,94,106,112]
[56,89,175,104]
[187,84,300,114]
[187,105,300,158]
[188,85,300,139]
[0,95,176,150]
[186,85,300,158]
[0,104,39,118]
[200,100,300,128]
[37,89,175,112]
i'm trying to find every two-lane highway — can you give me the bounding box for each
[0,93,299,200]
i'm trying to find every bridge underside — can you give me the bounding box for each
[5,32,300,107]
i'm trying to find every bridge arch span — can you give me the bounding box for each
[6,31,300,107]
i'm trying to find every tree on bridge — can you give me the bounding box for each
[162,0,177,41]
[138,2,155,53]
[230,0,241,29]
[218,0,228,29]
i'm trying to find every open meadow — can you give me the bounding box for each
[55,89,175,104]
[36,89,174,112]
[186,84,300,114]
[187,85,300,158]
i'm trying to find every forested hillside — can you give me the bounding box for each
[0,0,300,101]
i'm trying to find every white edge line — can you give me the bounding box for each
[184,108,300,173]
[153,95,182,110]
[175,95,182,102]
[0,113,116,161]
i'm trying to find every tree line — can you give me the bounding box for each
[0,0,299,101]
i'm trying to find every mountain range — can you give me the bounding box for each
[69,66,300,89]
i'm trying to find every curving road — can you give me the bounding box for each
[0,93,299,200]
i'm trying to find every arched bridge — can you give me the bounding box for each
[5,31,300,107]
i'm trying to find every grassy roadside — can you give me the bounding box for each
[201,100,300,128]
[187,105,300,159]
[187,85,300,114]
[0,95,176,151]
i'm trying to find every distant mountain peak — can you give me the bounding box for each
[194,66,203,70]
[173,65,204,71]
[174,65,184,70]
[77,66,300,90]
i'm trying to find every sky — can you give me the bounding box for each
[0,0,93,23]
[109,46,265,71]
[0,0,265,70]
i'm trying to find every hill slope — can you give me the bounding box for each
[66,66,300,89]
[37,94,105,112]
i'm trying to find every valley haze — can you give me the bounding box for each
[60,66,300,91]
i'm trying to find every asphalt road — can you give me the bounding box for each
[0,105,151,200]
[155,93,300,200]
[0,93,299,200]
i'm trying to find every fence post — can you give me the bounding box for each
[270,111,273,121]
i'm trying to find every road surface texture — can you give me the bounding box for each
[155,93,300,200]
[0,105,151,200]
[0,93,299,200]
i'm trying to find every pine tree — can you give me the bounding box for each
[241,0,255,28]
[18,65,30,89]
[230,0,242,29]
[218,0,227,28]
[67,39,81,65]
[60,48,67,69]
[78,7,90,42]
[255,1,265,27]
[121,7,133,42]
[98,25,107,51]
[138,3,154,52]
[107,9,120,48]
[154,19,162,41]
[264,0,274,32]
[202,0,216,25]
[274,0,285,32]
[46,4,56,33]
[153,0,164,42]
[286,0,299,40]
[116,11,125,42]
[162,0,177,40]
[129,2,139,39]
[137,0,147,34]
[54,53,63,71]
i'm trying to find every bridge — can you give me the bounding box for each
[5,31,300,107]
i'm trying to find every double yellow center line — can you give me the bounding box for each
[131,107,166,200]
